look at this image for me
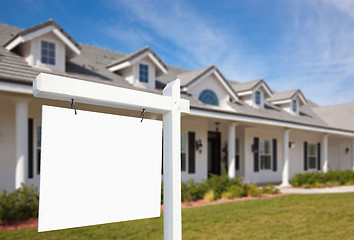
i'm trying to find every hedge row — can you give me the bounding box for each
[161,173,279,203]
[290,170,354,188]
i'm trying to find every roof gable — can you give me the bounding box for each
[230,78,272,97]
[4,19,81,56]
[107,46,168,74]
[179,65,239,101]
[269,89,306,105]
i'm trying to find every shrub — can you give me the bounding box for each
[290,170,354,188]
[205,173,242,199]
[246,184,261,197]
[260,184,279,194]
[186,179,208,201]
[0,184,39,221]
[204,190,215,202]
[183,192,193,203]
[325,181,340,187]
[227,185,245,198]
[221,191,233,200]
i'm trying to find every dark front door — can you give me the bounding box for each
[208,131,221,176]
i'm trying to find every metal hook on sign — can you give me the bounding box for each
[71,99,77,115]
[140,109,145,122]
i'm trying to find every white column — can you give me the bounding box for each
[322,134,329,173]
[281,129,290,186]
[163,80,182,240]
[15,100,28,189]
[228,123,237,178]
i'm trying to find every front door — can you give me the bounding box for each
[208,131,221,176]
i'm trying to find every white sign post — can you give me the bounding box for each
[33,73,189,240]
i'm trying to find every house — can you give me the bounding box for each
[0,20,353,192]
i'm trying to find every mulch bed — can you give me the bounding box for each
[0,217,38,231]
[1,193,285,232]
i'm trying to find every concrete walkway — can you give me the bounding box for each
[278,185,354,194]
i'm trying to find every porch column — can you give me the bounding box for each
[281,129,290,186]
[228,123,237,178]
[15,100,28,189]
[322,134,329,173]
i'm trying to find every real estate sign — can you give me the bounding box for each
[38,105,162,232]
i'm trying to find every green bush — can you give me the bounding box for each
[246,184,261,197]
[185,179,209,201]
[204,190,215,202]
[0,184,39,221]
[205,173,242,199]
[221,191,233,200]
[260,184,279,194]
[226,185,245,198]
[290,170,354,187]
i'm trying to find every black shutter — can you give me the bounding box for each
[188,132,196,174]
[317,143,321,171]
[304,142,308,171]
[254,137,259,172]
[235,155,239,171]
[272,139,277,172]
[161,136,163,175]
[28,119,33,179]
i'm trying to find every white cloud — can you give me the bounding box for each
[109,0,267,82]
[107,0,354,106]
[267,0,354,105]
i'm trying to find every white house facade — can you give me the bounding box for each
[0,20,353,192]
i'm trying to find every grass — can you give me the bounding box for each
[1,193,354,240]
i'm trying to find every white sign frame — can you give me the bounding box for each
[33,73,190,240]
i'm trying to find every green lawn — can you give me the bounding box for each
[1,193,354,240]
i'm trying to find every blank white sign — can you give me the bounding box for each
[38,106,162,232]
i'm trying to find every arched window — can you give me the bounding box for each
[199,89,219,106]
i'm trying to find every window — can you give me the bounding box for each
[181,133,187,171]
[308,143,317,169]
[41,41,55,65]
[260,139,272,170]
[37,123,42,174]
[139,64,149,83]
[292,99,297,112]
[255,91,261,105]
[199,89,219,106]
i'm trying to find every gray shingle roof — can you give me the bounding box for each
[156,64,190,87]
[0,21,352,133]
[107,46,168,72]
[268,89,301,102]
[229,78,263,92]
[312,103,354,131]
[3,19,81,50]
[177,65,213,86]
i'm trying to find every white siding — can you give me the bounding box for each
[131,57,156,89]
[181,118,208,182]
[244,127,283,183]
[188,74,233,111]
[0,99,16,191]
[328,137,353,170]
[288,131,321,177]
[23,32,66,72]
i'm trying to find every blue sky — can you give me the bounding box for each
[1,0,354,106]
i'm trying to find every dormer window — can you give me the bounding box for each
[41,41,55,65]
[255,91,261,106]
[139,64,149,83]
[199,89,219,106]
[292,99,297,112]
